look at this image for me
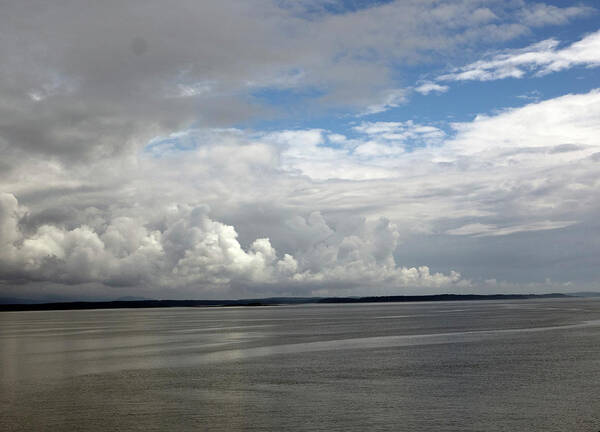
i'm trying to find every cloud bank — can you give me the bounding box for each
[2,87,600,297]
[0,193,468,298]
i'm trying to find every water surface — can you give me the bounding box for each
[2,299,600,431]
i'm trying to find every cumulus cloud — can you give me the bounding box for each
[440,29,600,82]
[0,193,468,296]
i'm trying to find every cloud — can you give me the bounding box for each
[0,192,468,296]
[518,4,593,27]
[414,82,449,95]
[440,29,600,82]
[1,2,599,298]
[446,220,577,237]
[261,121,447,180]
[0,0,588,171]
[359,89,407,115]
[5,88,600,296]
[446,89,600,156]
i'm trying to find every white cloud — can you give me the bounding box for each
[440,29,600,82]
[0,193,468,294]
[353,121,446,143]
[260,121,447,181]
[447,89,600,156]
[414,82,449,95]
[446,220,577,237]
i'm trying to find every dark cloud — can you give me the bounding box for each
[1,0,574,165]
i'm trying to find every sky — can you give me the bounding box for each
[1,0,600,301]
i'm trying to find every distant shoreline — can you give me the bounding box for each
[0,293,573,312]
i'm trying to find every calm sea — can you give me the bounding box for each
[1,299,600,431]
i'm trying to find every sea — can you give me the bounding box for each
[1,298,599,431]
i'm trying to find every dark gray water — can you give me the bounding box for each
[1,299,600,431]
